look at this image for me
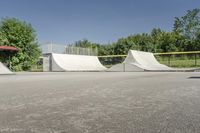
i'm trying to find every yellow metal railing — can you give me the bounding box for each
[154,51,200,55]
[98,51,200,57]
[98,55,127,58]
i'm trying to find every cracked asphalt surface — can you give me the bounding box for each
[0,72,200,133]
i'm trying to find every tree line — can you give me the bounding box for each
[72,8,200,56]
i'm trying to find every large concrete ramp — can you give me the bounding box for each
[52,53,107,71]
[109,50,173,72]
[0,62,13,74]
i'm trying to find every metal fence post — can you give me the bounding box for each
[168,55,171,66]
[195,53,197,66]
[123,63,125,72]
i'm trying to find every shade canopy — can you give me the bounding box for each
[0,46,18,51]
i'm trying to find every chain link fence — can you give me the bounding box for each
[98,51,200,68]
[155,52,200,68]
[40,43,98,56]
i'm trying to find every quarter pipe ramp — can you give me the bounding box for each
[109,50,173,72]
[0,62,13,74]
[51,53,107,71]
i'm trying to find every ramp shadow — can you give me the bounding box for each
[188,76,200,79]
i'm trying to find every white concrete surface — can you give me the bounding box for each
[52,53,107,71]
[109,50,173,71]
[0,62,13,74]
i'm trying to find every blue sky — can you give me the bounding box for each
[0,0,199,44]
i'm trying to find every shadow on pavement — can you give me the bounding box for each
[188,76,200,79]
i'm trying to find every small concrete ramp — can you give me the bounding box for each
[0,62,13,74]
[109,50,173,72]
[52,53,107,71]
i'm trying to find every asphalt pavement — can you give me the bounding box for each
[0,72,200,133]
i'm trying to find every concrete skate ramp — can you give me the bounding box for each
[0,62,13,74]
[109,50,173,72]
[52,53,107,71]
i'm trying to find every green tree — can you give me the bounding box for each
[73,39,98,49]
[151,28,163,52]
[0,31,8,45]
[0,32,9,62]
[0,18,41,71]
[192,32,200,50]
[173,17,182,34]
[173,8,200,39]
[113,38,130,55]
[98,43,114,56]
